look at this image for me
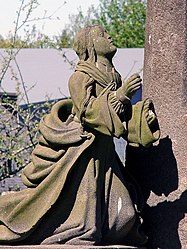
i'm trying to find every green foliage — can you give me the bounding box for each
[0,0,70,49]
[52,30,73,49]
[0,0,146,49]
[96,0,146,48]
[66,6,98,38]
[64,0,146,48]
[0,32,73,49]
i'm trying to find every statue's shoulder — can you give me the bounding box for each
[68,71,91,88]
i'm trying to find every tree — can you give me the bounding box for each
[0,0,66,182]
[0,0,68,49]
[0,93,55,180]
[0,0,146,49]
[64,0,146,48]
[52,30,73,49]
[96,0,146,48]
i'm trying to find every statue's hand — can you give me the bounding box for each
[116,74,142,103]
[124,74,142,98]
[144,99,157,126]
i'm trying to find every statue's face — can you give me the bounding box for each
[90,26,117,58]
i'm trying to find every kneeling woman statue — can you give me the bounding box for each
[0,26,159,246]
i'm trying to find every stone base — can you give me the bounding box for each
[0,245,146,249]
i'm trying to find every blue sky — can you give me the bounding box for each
[0,0,100,38]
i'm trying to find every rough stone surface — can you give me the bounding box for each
[132,0,187,248]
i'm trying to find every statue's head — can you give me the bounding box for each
[74,25,117,63]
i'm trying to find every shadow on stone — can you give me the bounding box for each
[143,190,187,249]
[125,136,187,248]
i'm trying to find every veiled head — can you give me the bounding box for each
[74,25,117,62]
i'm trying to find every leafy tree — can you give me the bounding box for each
[96,0,146,48]
[0,30,72,49]
[64,0,146,48]
[0,0,146,49]
[52,30,73,49]
[65,6,97,39]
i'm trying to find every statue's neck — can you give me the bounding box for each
[96,56,114,73]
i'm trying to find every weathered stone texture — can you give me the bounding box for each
[142,0,187,248]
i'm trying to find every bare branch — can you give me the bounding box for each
[14,58,30,105]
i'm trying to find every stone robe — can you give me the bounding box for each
[0,61,159,245]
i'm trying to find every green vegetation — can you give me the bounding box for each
[0,0,146,49]
[95,0,147,48]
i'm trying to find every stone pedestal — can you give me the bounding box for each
[137,0,187,248]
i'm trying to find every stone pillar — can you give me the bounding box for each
[142,0,187,248]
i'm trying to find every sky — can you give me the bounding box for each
[0,0,100,38]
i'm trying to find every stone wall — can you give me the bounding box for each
[129,1,187,248]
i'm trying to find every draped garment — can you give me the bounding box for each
[0,61,159,245]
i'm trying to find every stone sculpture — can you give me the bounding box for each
[0,25,160,246]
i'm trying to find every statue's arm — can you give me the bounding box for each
[68,71,127,137]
